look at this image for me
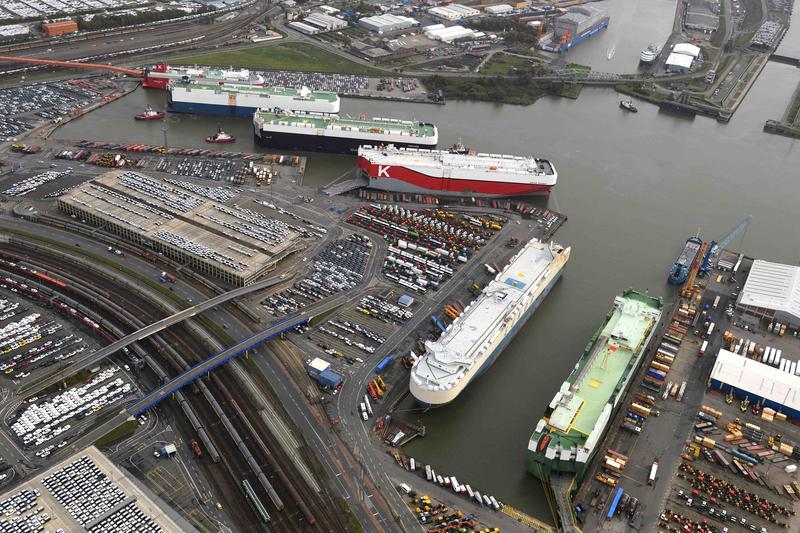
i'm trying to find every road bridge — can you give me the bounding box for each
[20,274,292,397]
[127,293,347,416]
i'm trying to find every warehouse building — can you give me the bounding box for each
[58,170,303,286]
[288,21,320,34]
[428,4,481,21]
[710,349,800,419]
[303,12,347,32]
[485,4,514,14]
[684,0,720,32]
[359,14,418,34]
[665,52,694,72]
[424,24,476,42]
[672,42,701,57]
[736,259,800,328]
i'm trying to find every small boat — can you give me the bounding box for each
[606,45,616,60]
[134,106,165,120]
[205,129,236,143]
[620,100,638,113]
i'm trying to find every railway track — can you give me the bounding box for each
[0,242,346,532]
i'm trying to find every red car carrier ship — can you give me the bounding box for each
[142,63,265,90]
[357,145,557,197]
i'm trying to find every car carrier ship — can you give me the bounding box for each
[539,4,610,53]
[357,145,557,197]
[167,82,340,117]
[526,290,662,482]
[253,109,437,153]
[143,63,266,90]
[410,239,570,407]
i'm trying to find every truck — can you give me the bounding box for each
[160,271,177,283]
[360,402,368,420]
[155,443,177,458]
[648,460,658,485]
[375,355,393,374]
[712,295,720,310]
[191,440,202,459]
[699,340,708,357]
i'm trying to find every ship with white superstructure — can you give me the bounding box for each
[410,239,570,407]
[143,63,266,90]
[167,82,340,117]
[358,145,557,197]
[253,109,437,153]
[640,43,661,64]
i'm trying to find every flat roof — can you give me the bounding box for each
[412,240,563,392]
[59,171,299,279]
[711,349,800,412]
[255,111,437,138]
[666,52,694,68]
[548,292,661,436]
[0,446,191,533]
[738,259,800,319]
[172,82,338,102]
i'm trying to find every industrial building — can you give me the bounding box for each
[358,14,418,34]
[424,24,477,42]
[288,21,320,35]
[710,349,800,419]
[0,446,192,533]
[736,259,800,328]
[41,19,77,37]
[57,170,303,287]
[428,4,481,21]
[672,42,702,57]
[485,4,514,15]
[302,12,347,32]
[665,52,694,72]
[684,0,720,32]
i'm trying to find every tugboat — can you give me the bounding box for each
[205,128,236,143]
[619,99,638,113]
[448,139,474,155]
[134,105,165,120]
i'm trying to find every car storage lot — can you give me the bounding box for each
[0,446,186,532]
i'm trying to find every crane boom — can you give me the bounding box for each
[700,216,752,272]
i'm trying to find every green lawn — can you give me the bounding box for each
[481,53,535,76]
[169,42,387,75]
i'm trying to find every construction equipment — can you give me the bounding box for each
[700,216,752,273]
[681,241,709,299]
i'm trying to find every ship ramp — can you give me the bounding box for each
[322,174,369,196]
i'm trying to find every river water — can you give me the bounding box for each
[51,1,800,523]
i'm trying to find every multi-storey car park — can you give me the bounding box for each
[57,170,306,286]
[0,447,190,532]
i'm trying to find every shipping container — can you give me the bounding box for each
[699,340,708,356]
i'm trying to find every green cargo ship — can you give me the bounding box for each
[526,289,662,482]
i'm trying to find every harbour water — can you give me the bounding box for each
[50,11,800,525]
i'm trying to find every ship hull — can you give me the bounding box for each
[541,18,609,52]
[411,266,564,407]
[254,128,436,154]
[169,101,260,117]
[358,157,553,197]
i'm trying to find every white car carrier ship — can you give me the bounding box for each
[409,238,570,406]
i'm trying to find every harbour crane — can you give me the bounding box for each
[700,215,752,273]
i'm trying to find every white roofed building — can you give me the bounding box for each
[429,4,481,21]
[710,349,800,419]
[359,14,418,34]
[736,259,800,327]
[424,24,476,42]
[672,42,701,57]
[665,52,694,72]
[485,4,514,14]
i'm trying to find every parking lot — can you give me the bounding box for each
[0,81,110,141]
[0,446,188,533]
